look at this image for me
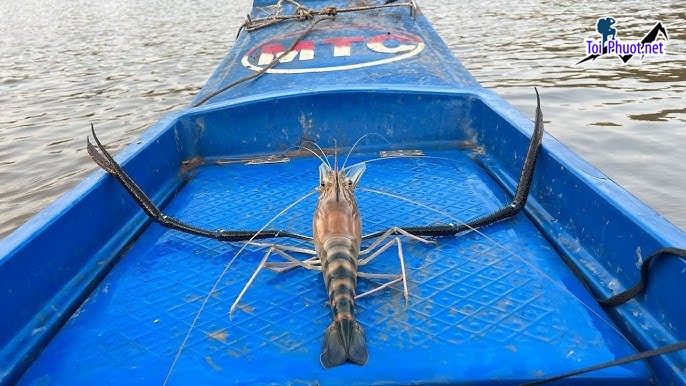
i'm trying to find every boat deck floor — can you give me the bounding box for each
[20,149,649,384]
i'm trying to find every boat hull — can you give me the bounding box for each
[1,1,684,384]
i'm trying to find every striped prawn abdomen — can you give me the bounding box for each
[318,235,367,368]
[320,236,359,319]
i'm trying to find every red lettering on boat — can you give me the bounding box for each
[321,36,365,57]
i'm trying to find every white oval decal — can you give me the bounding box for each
[241,27,425,74]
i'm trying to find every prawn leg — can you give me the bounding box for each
[362,88,545,240]
[357,227,431,304]
[229,243,321,318]
[87,125,310,242]
[244,241,321,273]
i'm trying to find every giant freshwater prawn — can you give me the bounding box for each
[87,89,546,371]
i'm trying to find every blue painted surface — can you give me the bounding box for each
[16,154,648,384]
[1,0,685,384]
[192,0,479,107]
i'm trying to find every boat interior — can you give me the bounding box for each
[7,90,684,384]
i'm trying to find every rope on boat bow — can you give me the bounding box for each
[193,16,333,107]
[238,0,417,35]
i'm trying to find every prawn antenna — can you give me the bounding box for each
[334,140,340,202]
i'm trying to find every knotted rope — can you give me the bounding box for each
[194,17,334,107]
[238,1,416,36]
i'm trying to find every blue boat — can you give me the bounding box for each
[1,1,684,384]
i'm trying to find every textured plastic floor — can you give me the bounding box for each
[20,150,649,385]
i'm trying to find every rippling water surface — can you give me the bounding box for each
[0,0,684,238]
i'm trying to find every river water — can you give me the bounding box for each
[0,0,684,238]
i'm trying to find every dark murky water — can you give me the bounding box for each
[0,0,684,238]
